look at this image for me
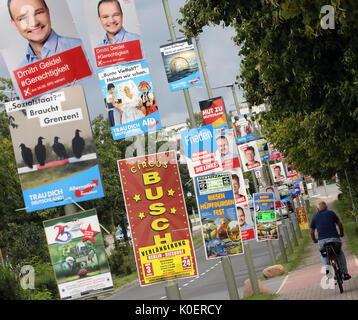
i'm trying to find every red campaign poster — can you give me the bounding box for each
[118,151,198,286]
[13,46,92,101]
[199,97,228,131]
[94,40,143,68]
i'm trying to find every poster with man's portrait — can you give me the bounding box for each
[0,0,92,101]
[238,141,262,172]
[215,130,240,171]
[237,206,255,241]
[230,168,248,206]
[81,0,142,68]
[270,162,286,182]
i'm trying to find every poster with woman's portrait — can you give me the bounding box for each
[97,59,162,140]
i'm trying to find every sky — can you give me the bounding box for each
[0,0,244,128]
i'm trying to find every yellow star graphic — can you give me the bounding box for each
[139,212,145,220]
[133,194,141,202]
[167,189,175,197]
[170,208,177,214]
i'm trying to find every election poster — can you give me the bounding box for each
[215,130,240,171]
[82,0,142,68]
[278,184,291,207]
[260,185,281,209]
[118,151,198,286]
[160,39,202,92]
[0,0,92,101]
[5,86,104,212]
[194,173,244,259]
[253,193,278,241]
[238,141,262,172]
[43,209,113,300]
[98,59,162,140]
[268,142,285,161]
[181,124,223,177]
[256,138,270,161]
[286,163,298,178]
[230,168,248,207]
[295,206,309,230]
[231,113,255,144]
[237,205,256,241]
[199,97,229,133]
[270,162,286,182]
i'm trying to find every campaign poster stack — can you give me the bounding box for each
[181,124,223,177]
[5,86,104,212]
[194,173,244,259]
[43,209,113,300]
[160,39,202,92]
[117,151,198,286]
[82,0,162,140]
[253,193,278,241]
[199,97,229,133]
[0,0,92,101]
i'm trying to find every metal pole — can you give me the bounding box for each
[162,0,196,129]
[277,224,288,263]
[266,241,276,265]
[291,198,302,239]
[305,199,311,216]
[323,180,328,197]
[221,256,240,300]
[195,36,213,99]
[282,222,293,254]
[243,242,260,296]
[231,84,241,115]
[165,280,182,300]
[289,215,298,246]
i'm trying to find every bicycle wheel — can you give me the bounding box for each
[333,264,344,294]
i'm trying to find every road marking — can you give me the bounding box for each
[275,275,289,294]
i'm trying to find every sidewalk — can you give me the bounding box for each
[274,192,358,300]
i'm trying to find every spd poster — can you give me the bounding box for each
[118,150,198,286]
[194,173,244,259]
[5,86,104,212]
[199,97,229,133]
[43,209,113,300]
[253,193,278,241]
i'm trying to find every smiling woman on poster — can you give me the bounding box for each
[8,0,83,68]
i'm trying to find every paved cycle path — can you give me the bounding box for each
[275,194,358,300]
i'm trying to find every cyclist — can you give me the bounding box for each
[310,201,351,280]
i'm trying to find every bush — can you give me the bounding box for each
[0,266,24,300]
[108,242,136,276]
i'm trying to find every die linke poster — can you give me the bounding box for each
[5,86,104,212]
[0,0,92,101]
[118,151,198,286]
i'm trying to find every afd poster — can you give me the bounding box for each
[43,209,113,300]
[181,124,223,177]
[231,113,255,144]
[253,193,278,241]
[0,0,92,101]
[82,0,142,68]
[118,151,198,286]
[194,173,244,259]
[199,97,229,133]
[98,59,162,140]
[160,39,202,92]
[5,86,104,212]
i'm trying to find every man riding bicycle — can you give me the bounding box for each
[310,201,351,280]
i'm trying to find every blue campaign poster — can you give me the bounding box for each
[194,173,244,260]
[98,60,162,140]
[231,113,255,144]
[160,39,202,92]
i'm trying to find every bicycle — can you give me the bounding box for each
[320,242,344,294]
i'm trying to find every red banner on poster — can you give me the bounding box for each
[94,40,143,68]
[13,46,92,100]
[118,151,198,286]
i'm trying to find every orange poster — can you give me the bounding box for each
[296,206,309,230]
[118,151,198,286]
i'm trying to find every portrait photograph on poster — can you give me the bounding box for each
[82,0,142,67]
[237,205,255,241]
[270,162,286,182]
[238,141,262,172]
[231,112,255,144]
[0,0,92,101]
[215,130,240,170]
[43,209,113,300]
[98,59,162,140]
[5,85,104,212]
[230,168,248,206]
[160,39,202,92]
